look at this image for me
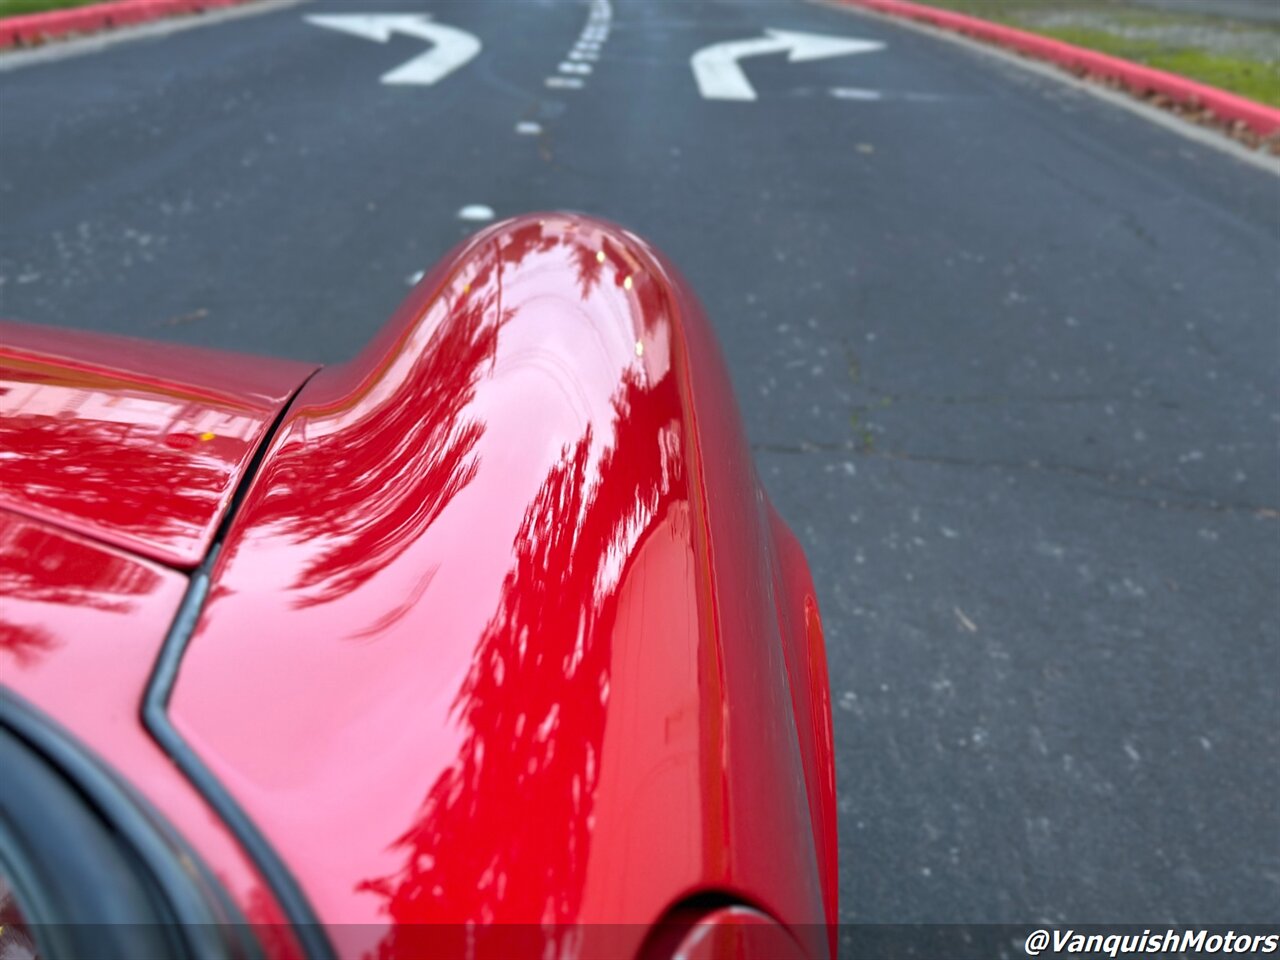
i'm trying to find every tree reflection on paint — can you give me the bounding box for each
[0,514,164,667]
[357,351,686,957]
[0,406,227,543]
[0,355,273,565]
[246,231,573,611]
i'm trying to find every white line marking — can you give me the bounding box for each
[457,204,495,221]
[406,269,426,285]
[305,14,481,86]
[546,76,585,89]
[830,86,882,100]
[691,29,885,101]
[515,121,542,135]
[811,0,1279,174]
[559,61,592,74]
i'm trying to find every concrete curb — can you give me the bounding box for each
[835,0,1280,138]
[0,0,252,49]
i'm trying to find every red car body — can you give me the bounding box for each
[0,214,837,960]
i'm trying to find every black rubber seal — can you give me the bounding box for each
[0,690,260,960]
[141,373,336,960]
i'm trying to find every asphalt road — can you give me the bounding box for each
[2,0,1277,944]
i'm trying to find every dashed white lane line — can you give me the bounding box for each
[515,121,543,135]
[406,269,426,286]
[544,0,610,91]
[457,204,495,221]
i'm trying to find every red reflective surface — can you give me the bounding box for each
[0,508,305,959]
[0,319,315,569]
[170,215,836,958]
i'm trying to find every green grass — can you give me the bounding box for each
[907,0,1129,23]
[0,0,107,17]
[911,0,1280,106]
[1036,26,1280,105]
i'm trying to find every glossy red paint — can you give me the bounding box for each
[0,508,305,959]
[0,319,315,569]
[0,0,253,51]
[167,214,837,958]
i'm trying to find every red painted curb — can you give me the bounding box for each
[836,0,1280,138]
[0,0,251,49]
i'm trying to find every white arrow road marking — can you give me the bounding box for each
[691,29,884,101]
[305,14,480,86]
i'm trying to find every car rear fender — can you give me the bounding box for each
[164,214,834,956]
